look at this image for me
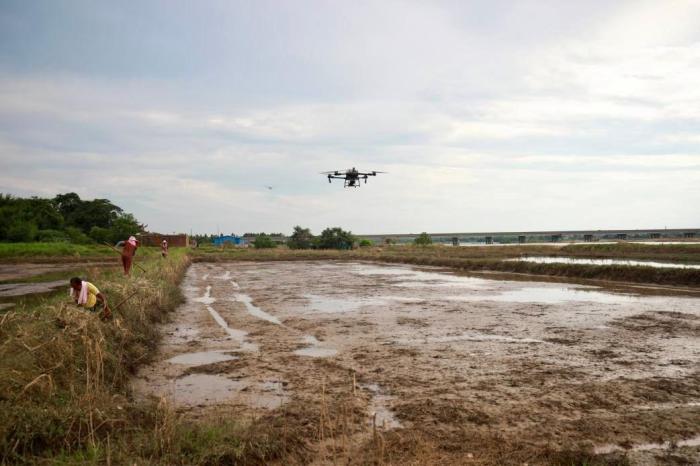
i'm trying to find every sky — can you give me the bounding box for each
[1,0,699,235]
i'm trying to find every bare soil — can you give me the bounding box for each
[133,261,700,465]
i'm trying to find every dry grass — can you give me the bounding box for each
[0,250,190,463]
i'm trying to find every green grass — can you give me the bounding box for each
[0,243,171,264]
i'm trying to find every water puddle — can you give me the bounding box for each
[511,257,700,270]
[361,383,402,429]
[252,380,290,409]
[193,285,216,304]
[634,401,700,411]
[594,435,700,454]
[206,305,258,351]
[396,332,544,345]
[233,293,282,325]
[0,280,66,298]
[353,265,415,276]
[230,280,240,289]
[166,351,238,365]
[352,263,488,289]
[444,286,640,304]
[201,273,209,280]
[169,374,246,405]
[215,271,232,280]
[294,335,338,358]
[303,294,386,314]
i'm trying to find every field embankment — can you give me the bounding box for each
[0,249,190,463]
[192,244,700,288]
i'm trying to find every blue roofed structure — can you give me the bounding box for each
[213,235,244,246]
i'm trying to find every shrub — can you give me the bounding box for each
[317,227,355,250]
[89,226,111,244]
[6,221,37,242]
[36,229,69,242]
[253,234,277,249]
[414,232,433,246]
[359,239,373,247]
[64,226,92,244]
[287,226,314,249]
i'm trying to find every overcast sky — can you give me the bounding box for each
[1,0,699,235]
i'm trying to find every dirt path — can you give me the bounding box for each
[133,261,700,465]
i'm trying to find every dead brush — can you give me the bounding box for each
[153,397,178,456]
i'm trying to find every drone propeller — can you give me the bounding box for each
[320,170,341,175]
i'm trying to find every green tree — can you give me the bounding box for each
[65,227,91,244]
[36,229,68,242]
[287,226,314,249]
[253,234,277,249]
[108,213,143,244]
[7,221,37,242]
[89,226,111,244]
[317,227,355,250]
[414,232,433,246]
[359,239,373,247]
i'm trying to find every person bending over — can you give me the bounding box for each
[70,277,111,319]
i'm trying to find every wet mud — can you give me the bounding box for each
[133,261,700,464]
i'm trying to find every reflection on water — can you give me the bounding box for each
[510,256,700,269]
[445,287,640,304]
[234,293,282,325]
[170,374,245,404]
[167,351,237,365]
[396,332,543,345]
[303,293,386,314]
[361,383,402,429]
[294,334,338,357]
[594,435,700,454]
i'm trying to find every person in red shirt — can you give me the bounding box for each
[121,236,139,275]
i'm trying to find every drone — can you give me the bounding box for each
[321,167,386,188]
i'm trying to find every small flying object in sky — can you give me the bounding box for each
[320,167,386,188]
[265,186,273,190]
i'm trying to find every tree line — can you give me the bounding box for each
[0,192,143,244]
[258,226,372,250]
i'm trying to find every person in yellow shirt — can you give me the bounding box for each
[70,277,111,319]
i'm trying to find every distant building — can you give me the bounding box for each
[213,235,244,246]
[139,233,189,247]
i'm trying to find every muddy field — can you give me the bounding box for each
[134,261,700,465]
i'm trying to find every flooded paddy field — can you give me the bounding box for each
[134,261,700,464]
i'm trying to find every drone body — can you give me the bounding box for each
[321,167,386,188]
